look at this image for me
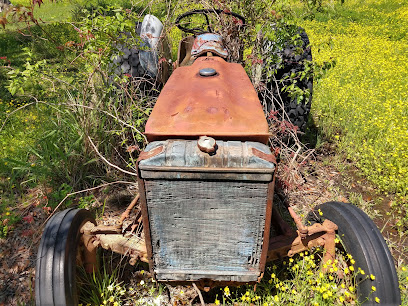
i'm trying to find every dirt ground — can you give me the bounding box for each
[0,143,406,305]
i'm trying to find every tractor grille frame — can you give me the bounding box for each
[137,140,275,283]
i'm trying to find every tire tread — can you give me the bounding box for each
[310,202,401,305]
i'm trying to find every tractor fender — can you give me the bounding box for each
[139,14,164,77]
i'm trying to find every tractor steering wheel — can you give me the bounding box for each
[175,9,245,35]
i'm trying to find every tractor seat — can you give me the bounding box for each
[178,33,228,66]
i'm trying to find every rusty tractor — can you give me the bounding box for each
[35,9,401,305]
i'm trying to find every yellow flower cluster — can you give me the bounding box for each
[302,0,408,196]
[0,100,43,159]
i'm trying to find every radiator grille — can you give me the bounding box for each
[145,179,268,282]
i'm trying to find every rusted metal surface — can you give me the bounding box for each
[137,178,155,269]
[252,147,277,164]
[138,145,164,161]
[177,36,195,67]
[258,177,275,276]
[138,140,275,181]
[267,234,298,261]
[90,225,122,234]
[288,206,308,239]
[81,221,98,273]
[118,194,140,224]
[145,56,269,144]
[162,279,257,292]
[317,220,337,267]
[97,234,148,263]
[271,206,296,237]
[81,221,149,265]
[191,33,228,58]
[267,217,338,264]
[137,139,276,283]
[136,146,165,273]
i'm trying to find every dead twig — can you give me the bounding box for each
[68,103,147,142]
[87,136,138,177]
[192,283,205,306]
[38,181,137,236]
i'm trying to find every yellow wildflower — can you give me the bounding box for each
[224,286,230,296]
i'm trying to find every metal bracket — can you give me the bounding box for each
[267,207,338,266]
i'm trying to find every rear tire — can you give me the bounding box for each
[308,202,401,305]
[35,208,96,306]
[110,23,162,93]
[260,28,313,132]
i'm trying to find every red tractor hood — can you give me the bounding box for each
[145,57,270,143]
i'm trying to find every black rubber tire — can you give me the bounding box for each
[308,202,401,305]
[35,208,96,306]
[261,28,313,132]
[110,23,153,81]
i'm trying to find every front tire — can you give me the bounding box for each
[35,208,96,306]
[308,202,400,305]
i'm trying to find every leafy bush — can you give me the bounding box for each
[28,22,80,61]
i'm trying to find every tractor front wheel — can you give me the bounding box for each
[35,208,96,306]
[308,202,400,305]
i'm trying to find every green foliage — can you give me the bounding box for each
[47,183,73,208]
[0,0,406,303]
[28,22,80,61]
[399,265,408,306]
[211,249,369,305]
[78,255,125,306]
[0,205,20,238]
[6,47,47,95]
[78,194,95,210]
[0,3,152,196]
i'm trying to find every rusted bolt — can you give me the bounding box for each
[197,136,216,153]
[299,228,308,239]
[323,219,338,232]
[115,220,123,229]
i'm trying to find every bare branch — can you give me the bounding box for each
[39,180,137,233]
[67,103,147,142]
[88,136,138,177]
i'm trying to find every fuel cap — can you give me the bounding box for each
[197,136,217,153]
[199,68,217,77]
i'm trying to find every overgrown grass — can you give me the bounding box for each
[301,0,408,199]
[0,0,407,304]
